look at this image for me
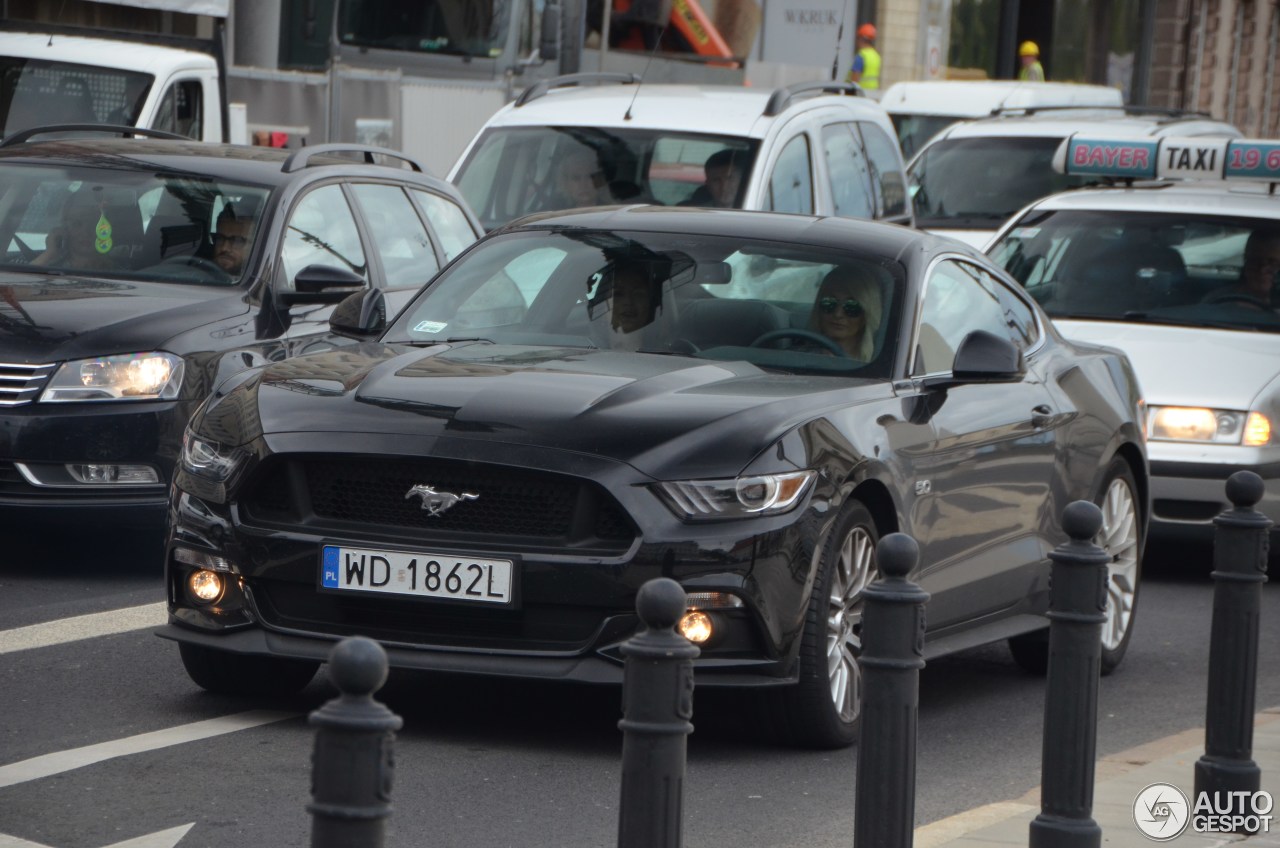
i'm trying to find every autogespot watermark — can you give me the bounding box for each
[1133,782,1274,840]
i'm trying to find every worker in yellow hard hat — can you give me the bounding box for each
[1018,41,1045,82]
[846,23,881,90]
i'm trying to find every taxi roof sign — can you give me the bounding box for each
[1054,134,1280,185]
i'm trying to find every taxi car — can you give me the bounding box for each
[908,107,1240,248]
[988,134,1280,544]
[0,126,482,543]
[450,74,912,231]
[159,206,1148,749]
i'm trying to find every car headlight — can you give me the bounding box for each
[1146,406,1272,446]
[180,429,248,482]
[654,470,816,520]
[41,352,184,402]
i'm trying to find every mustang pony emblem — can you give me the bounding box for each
[404,484,480,517]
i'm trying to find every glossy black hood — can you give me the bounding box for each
[215,342,882,477]
[0,272,248,361]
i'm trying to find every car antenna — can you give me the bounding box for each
[831,0,850,81]
[624,17,672,121]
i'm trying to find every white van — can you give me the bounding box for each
[882,80,1124,159]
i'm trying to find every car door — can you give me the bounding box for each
[908,257,1058,629]
[349,182,443,319]
[763,133,816,215]
[820,122,876,221]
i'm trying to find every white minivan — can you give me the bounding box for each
[449,74,912,232]
[881,80,1124,159]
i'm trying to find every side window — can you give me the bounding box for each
[913,260,1013,375]
[820,123,874,220]
[152,80,204,140]
[351,184,440,288]
[977,266,1039,348]
[280,185,369,288]
[766,134,814,215]
[858,122,908,219]
[412,189,478,262]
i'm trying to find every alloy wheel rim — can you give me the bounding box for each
[1098,477,1140,650]
[827,525,875,723]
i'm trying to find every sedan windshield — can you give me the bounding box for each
[0,163,271,285]
[910,136,1097,228]
[387,229,904,376]
[454,127,759,230]
[990,208,1280,332]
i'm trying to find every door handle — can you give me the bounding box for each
[1031,404,1053,428]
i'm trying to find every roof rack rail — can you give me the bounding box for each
[763,81,863,117]
[0,123,187,147]
[281,144,427,174]
[514,72,643,108]
[987,104,1213,120]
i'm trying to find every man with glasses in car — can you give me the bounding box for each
[213,201,257,275]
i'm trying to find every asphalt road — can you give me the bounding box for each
[1,540,1278,848]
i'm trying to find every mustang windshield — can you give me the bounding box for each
[990,208,1280,332]
[0,164,270,285]
[387,229,904,376]
[910,137,1097,228]
[454,127,760,230]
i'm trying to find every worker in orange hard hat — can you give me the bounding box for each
[846,22,881,91]
[1018,40,1045,82]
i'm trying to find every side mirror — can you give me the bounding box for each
[539,3,560,62]
[329,288,386,340]
[278,264,366,306]
[923,329,1025,389]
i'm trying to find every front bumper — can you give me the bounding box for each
[1147,441,1280,542]
[0,397,193,529]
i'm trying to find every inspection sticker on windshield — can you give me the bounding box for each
[413,320,448,334]
[1011,227,1040,239]
[321,544,513,604]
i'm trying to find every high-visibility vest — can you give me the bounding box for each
[854,47,881,89]
[1019,60,1045,82]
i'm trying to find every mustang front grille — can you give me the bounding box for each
[0,362,56,406]
[240,456,637,553]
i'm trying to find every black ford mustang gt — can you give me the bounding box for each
[160,206,1148,748]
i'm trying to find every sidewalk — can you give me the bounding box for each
[914,706,1280,847]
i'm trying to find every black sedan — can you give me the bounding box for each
[0,128,482,543]
[161,207,1148,748]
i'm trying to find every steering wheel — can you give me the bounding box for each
[751,328,849,358]
[1203,292,1271,310]
[151,254,232,282]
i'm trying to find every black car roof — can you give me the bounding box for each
[0,138,459,193]
[503,205,952,259]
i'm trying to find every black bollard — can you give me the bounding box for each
[309,636,404,848]
[1195,470,1271,831]
[1029,500,1108,848]
[616,577,700,848]
[854,533,930,848]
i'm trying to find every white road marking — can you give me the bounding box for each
[0,603,167,655]
[0,824,194,848]
[0,711,299,789]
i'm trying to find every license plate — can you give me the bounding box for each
[321,545,513,605]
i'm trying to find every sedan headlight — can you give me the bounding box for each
[180,429,248,482]
[41,352,184,402]
[654,470,816,520]
[1147,406,1272,446]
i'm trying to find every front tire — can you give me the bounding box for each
[772,499,878,749]
[179,642,319,696]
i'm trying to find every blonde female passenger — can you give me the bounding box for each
[808,266,883,360]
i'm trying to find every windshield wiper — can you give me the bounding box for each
[444,336,495,344]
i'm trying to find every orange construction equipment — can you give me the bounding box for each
[670,0,735,60]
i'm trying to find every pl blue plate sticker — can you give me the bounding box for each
[414,320,448,334]
[322,546,340,587]
[1066,138,1159,179]
[1223,140,1280,180]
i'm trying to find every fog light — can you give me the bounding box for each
[187,569,224,604]
[678,610,714,644]
[66,463,160,484]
